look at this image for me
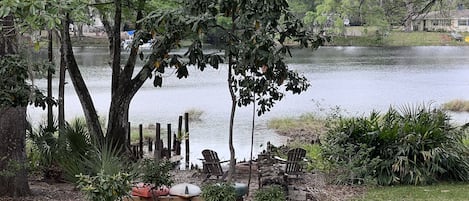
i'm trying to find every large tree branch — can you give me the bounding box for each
[121,0,146,81]
[111,0,122,96]
[61,13,104,143]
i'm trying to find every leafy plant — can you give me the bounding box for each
[76,171,131,201]
[133,158,173,187]
[201,183,236,201]
[28,118,129,182]
[27,123,63,180]
[0,55,47,108]
[253,185,286,201]
[322,104,469,185]
[302,144,331,172]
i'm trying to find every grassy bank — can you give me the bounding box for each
[442,99,469,113]
[269,107,469,200]
[355,183,469,201]
[70,36,109,47]
[329,27,469,46]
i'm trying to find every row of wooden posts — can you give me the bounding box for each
[128,113,190,169]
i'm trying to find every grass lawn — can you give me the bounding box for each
[355,183,469,201]
[330,26,469,46]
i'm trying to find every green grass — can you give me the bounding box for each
[129,126,171,143]
[442,99,469,113]
[267,113,328,136]
[355,183,469,201]
[70,36,109,47]
[331,27,469,46]
[385,31,469,46]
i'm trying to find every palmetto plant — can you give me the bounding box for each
[28,118,130,182]
[59,118,129,182]
[27,123,62,180]
[323,104,469,185]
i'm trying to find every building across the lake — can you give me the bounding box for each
[413,8,469,32]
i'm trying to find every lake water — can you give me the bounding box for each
[28,46,469,165]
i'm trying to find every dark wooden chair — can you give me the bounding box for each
[274,147,307,178]
[201,149,229,182]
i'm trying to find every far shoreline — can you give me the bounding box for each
[57,29,469,48]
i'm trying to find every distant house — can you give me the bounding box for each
[413,9,469,32]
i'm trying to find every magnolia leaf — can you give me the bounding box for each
[153,76,162,87]
[154,60,160,68]
[176,65,188,79]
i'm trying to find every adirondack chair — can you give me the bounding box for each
[274,147,307,178]
[201,149,229,182]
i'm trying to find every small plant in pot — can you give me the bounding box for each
[133,158,173,196]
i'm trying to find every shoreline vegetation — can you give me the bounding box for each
[268,104,469,201]
[64,27,469,47]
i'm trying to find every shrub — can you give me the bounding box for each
[253,185,285,201]
[322,104,469,185]
[132,158,173,187]
[442,99,469,112]
[28,118,130,182]
[27,123,63,180]
[201,183,236,201]
[76,171,131,201]
[63,119,134,201]
[185,108,204,122]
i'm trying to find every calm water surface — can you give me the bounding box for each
[29,46,469,164]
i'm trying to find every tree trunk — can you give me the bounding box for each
[111,0,122,96]
[104,0,148,148]
[106,94,131,146]
[47,30,54,130]
[0,107,30,197]
[227,66,237,182]
[58,36,66,131]
[226,11,238,182]
[404,0,414,32]
[0,14,30,197]
[61,14,104,143]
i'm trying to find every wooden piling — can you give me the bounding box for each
[176,115,183,155]
[167,123,171,158]
[148,138,153,152]
[154,123,161,161]
[139,124,143,158]
[184,112,190,169]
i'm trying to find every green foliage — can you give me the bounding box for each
[201,183,237,201]
[61,137,129,182]
[268,113,328,137]
[0,0,91,33]
[28,118,130,182]
[0,55,47,109]
[253,185,286,201]
[141,0,327,116]
[76,171,131,201]
[322,104,469,185]
[356,183,469,201]
[132,158,173,187]
[27,123,62,179]
[302,144,330,172]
